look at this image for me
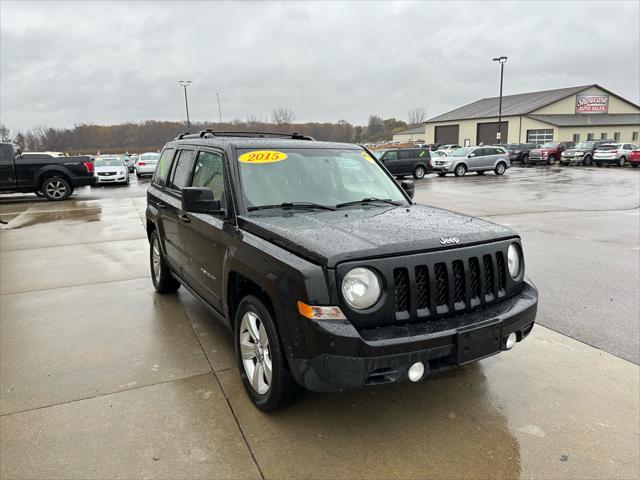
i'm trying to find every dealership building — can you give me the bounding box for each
[394,84,640,146]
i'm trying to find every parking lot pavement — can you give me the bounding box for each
[1,166,639,479]
[414,166,640,364]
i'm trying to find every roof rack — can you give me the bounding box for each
[175,130,314,141]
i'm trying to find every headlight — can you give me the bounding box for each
[507,243,522,278]
[574,151,584,156]
[341,267,381,310]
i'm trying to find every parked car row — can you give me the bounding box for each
[500,140,639,167]
[374,145,511,178]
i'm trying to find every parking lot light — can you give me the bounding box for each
[492,56,507,142]
[178,80,192,129]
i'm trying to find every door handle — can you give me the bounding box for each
[157,202,166,209]
[178,213,191,223]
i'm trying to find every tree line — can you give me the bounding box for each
[0,107,427,154]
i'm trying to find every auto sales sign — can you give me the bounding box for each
[575,94,609,114]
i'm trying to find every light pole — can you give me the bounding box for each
[178,80,192,129]
[492,56,507,143]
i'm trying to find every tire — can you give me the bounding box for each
[521,154,529,165]
[454,164,466,177]
[547,155,557,166]
[413,165,426,179]
[150,230,180,294]
[618,157,626,167]
[42,177,72,201]
[632,163,639,168]
[235,295,301,411]
[595,162,602,167]
[437,172,446,177]
[582,155,592,166]
[476,171,485,175]
[494,162,507,175]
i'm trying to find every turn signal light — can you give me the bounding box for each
[297,301,346,320]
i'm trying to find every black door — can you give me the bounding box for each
[180,149,230,313]
[397,149,416,174]
[380,150,400,174]
[477,122,508,145]
[159,148,195,272]
[0,144,17,189]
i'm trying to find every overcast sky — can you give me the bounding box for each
[1,0,639,132]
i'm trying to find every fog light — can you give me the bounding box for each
[408,362,425,382]
[505,332,517,350]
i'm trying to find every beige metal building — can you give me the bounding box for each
[392,125,426,143]
[406,84,640,146]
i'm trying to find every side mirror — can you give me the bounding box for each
[468,153,475,158]
[400,179,414,199]
[181,187,223,214]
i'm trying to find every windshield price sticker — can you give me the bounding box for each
[361,151,376,163]
[238,150,288,164]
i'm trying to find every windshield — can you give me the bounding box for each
[237,148,408,212]
[541,142,559,148]
[574,142,594,149]
[95,158,123,167]
[450,147,474,157]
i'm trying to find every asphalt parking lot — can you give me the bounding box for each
[1,167,638,479]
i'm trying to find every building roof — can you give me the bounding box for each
[527,113,640,127]
[426,84,598,123]
[394,125,426,135]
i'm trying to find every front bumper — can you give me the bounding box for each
[288,280,538,392]
[95,174,128,184]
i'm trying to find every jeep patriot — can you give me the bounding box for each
[146,131,538,410]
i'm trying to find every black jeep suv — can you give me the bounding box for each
[146,131,538,410]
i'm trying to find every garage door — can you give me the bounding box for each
[434,125,459,144]
[476,122,508,145]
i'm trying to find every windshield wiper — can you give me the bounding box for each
[247,201,336,212]
[335,198,401,208]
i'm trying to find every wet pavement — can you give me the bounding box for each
[1,166,638,479]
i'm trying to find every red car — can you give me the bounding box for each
[528,141,575,165]
[629,149,640,168]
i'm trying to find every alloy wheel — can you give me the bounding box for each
[152,238,161,284]
[239,311,272,395]
[45,180,67,199]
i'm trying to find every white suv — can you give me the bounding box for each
[593,143,638,167]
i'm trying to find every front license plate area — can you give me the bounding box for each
[456,321,502,364]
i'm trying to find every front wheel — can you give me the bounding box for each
[521,154,529,165]
[42,177,72,201]
[454,164,466,177]
[235,295,301,411]
[150,231,180,294]
[494,162,507,175]
[413,165,426,179]
[618,157,626,167]
[547,155,557,165]
[582,155,593,166]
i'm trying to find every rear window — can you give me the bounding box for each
[598,144,620,150]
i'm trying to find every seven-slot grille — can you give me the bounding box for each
[392,250,508,320]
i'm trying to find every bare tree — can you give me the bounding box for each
[408,107,426,126]
[271,107,296,132]
[0,123,10,141]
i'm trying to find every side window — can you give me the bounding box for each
[0,144,12,165]
[166,150,194,191]
[473,148,485,157]
[153,148,175,186]
[385,151,398,161]
[398,150,413,160]
[191,150,226,208]
[417,149,430,159]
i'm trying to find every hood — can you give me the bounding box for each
[239,204,516,267]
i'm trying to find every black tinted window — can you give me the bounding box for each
[417,149,430,159]
[153,148,175,186]
[192,150,225,205]
[473,148,485,156]
[167,150,194,191]
[384,151,398,161]
[398,150,414,160]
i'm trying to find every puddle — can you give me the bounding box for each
[1,208,102,229]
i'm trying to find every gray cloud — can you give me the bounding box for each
[1,0,639,132]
